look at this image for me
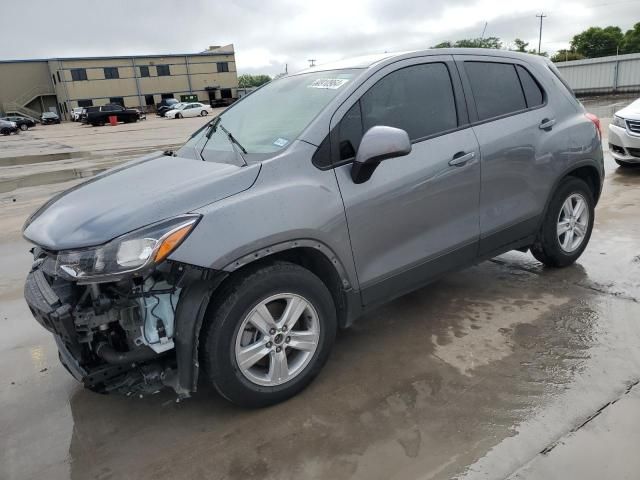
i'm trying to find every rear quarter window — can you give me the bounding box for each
[516,65,544,108]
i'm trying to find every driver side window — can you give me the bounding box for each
[337,62,458,161]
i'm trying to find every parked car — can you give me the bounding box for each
[22,49,603,407]
[41,111,60,125]
[0,118,19,135]
[1,115,36,131]
[165,102,211,119]
[82,104,140,126]
[71,107,85,122]
[156,98,179,117]
[608,98,640,167]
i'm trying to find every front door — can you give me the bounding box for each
[333,57,481,305]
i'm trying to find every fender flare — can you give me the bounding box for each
[220,238,354,290]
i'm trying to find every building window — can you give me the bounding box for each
[52,74,56,85]
[71,68,88,81]
[56,71,61,82]
[145,94,155,106]
[104,67,120,79]
[78,99,93,107]
[109,97,124,107]
[157,65,170,76]
[161,93,174,100]
[220,88,232,99]
[217,62,229,72]
[139,66,150,77]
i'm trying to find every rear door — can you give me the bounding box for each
[455,55,555,255]
[332,56,481,305]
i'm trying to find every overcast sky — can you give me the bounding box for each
[2,0,639,75]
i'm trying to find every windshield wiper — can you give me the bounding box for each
[218,123,248,155]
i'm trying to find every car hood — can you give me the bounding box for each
[23,152,260,250]
[616,99,640,120]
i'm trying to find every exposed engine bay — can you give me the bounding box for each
[24,247,220,398]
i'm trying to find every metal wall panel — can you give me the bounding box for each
[555,53,640,94]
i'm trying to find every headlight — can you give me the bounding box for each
[611,116,627,129]
[56,215,199,280]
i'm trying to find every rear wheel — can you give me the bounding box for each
[615,159,639,168]
[531,177,594,267]
[202,262,337,407]
[19,124,28,131]
[176,113,182,119]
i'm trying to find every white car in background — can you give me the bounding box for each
[609,98,640,167]
[71,107,84,122]
[165,102,211,119]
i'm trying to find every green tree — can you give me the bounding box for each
[622,22,640,54]
[551,49,585,62]
[513,38,529,52]
[238,74,272,88]
[570,26,624,58]
[432,37,502,49]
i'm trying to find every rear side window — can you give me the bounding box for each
[465,62,526,121]
[361,63,458,141]
[516,65,544,108]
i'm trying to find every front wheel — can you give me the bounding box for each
[19,124,28,131]
[202,262,337,407]
[176,113,182,119]
[530,177,594,267]
[200,110,208,116]
[1,128,10,136]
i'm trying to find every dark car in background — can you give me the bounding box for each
[41,112,61,125]
[82,104,140,126]
[1,115,37,131]
[156,98,179,117]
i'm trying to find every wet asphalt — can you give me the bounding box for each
[1,99,639,480]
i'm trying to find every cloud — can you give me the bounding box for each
[1,0,639,75]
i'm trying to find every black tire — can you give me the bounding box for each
[176,113,182,119]
[19,124,28,131]
[200,110,208,116]
[201,262,337,407]
[1,128,10,136]
[615,159,639,168]
[530,177,595,267]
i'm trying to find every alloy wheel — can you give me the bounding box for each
[557,193,589,253]
[234,293,320,386]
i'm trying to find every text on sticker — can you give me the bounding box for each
[308,79,349,89]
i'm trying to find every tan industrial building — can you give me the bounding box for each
[0,45,238,120]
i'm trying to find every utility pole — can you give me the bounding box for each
[480,22,488,40]
[536,13,547,55]
[308,59,316,67]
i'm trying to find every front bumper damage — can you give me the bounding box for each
[24,248,224,398]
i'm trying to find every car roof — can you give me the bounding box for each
[294,48,550,74]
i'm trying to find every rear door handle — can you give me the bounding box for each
[449,151,475,167]
[539,118,556,130]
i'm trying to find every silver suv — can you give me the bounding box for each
[23,49,603,407]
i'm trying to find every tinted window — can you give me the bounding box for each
[516,65,544,108]
[465,62,526,120]
[139,66,150,77]
[338,102,363,160]
[77,99,93,107]
[360,63,458,141]
[104,67,119,79]
[71,68,87,81]
[217,62,229,72]
[157,65,170,76]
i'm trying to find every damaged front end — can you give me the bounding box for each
[23,215,222,399]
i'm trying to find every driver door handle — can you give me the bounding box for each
[449,151,475,167]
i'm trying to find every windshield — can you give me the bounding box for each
[200,69,360,157]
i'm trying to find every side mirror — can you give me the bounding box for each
[351,126,411,184]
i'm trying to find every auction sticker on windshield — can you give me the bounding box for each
[308,79,349,89]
